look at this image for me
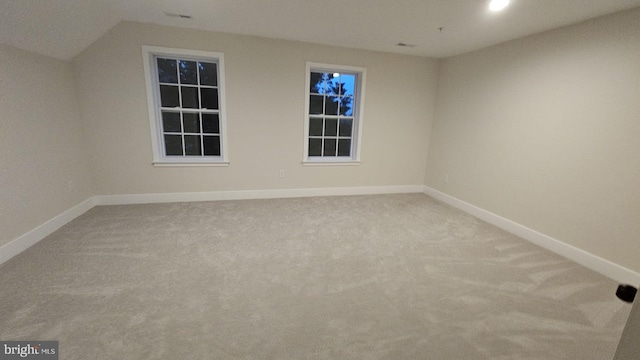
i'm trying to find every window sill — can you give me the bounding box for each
[152,161,230,167]
[302,160,361,166]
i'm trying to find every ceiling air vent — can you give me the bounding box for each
[163,12,192,19]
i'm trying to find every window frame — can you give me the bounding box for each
[142,46,229,166]
[303,62,366,165]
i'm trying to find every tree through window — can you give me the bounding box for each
[305,63,365,163]
[142,46,229,166]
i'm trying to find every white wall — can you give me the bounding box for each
[72,22,438,196]
[426,9,640,272]
[0,45,93,248]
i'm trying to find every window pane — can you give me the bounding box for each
[325,96,339,115]
[179,60,198,85]
[181,87,199,109]
[309,117,323,136]
[164,135,183,155]
[325,118,337,136]
[202,114,219,134]
[327,75,340,95]
[341,74,355,96]
[184,135,201,155]
[199,62,218,86]
[335,76,343,95]
[340,96,353,116]
[162,111,181,132]
[309,95,324,115]
[203,135,221,156]
[324,138,337,156]
[200,88,219,109]
[183,112,200,133]
[338,139,351,156]
[306,68,361,162]
[339,118,352,136]
[157,58,178,83]
[309,138,322,156]
[160,85,179,107]
[310,72,325,93]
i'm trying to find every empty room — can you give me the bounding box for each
[1,0,639,359]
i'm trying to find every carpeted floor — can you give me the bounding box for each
[0,194,631,359]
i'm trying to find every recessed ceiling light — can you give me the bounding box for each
[489,0,510,12]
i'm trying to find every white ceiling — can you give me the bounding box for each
[1,0,639,60]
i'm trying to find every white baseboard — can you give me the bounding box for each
[423,186,640,285]
[0,197,96,266]
[6,185,637,286]
[1,186,421,266]
[94,185,424,205]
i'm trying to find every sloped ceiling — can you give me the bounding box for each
[1,0,639,60]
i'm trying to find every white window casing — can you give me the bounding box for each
[303,62,366,165]
[142,46,229,166]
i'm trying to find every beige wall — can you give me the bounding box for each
[0,45,93,247]
[5,10,639,276]
[72,22,438,195]
[426,9,640,272]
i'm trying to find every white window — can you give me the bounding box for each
[303,62,366,164]
[142,46,228,166]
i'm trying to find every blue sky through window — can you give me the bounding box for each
[310,72,355,116]
[310,72,355,96]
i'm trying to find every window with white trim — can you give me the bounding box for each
[304,63,366,164]
[143,46,228,165]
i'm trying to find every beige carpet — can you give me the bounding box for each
[0,194,631,359]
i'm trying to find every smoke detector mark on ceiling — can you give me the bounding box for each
[163,12,192,19]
